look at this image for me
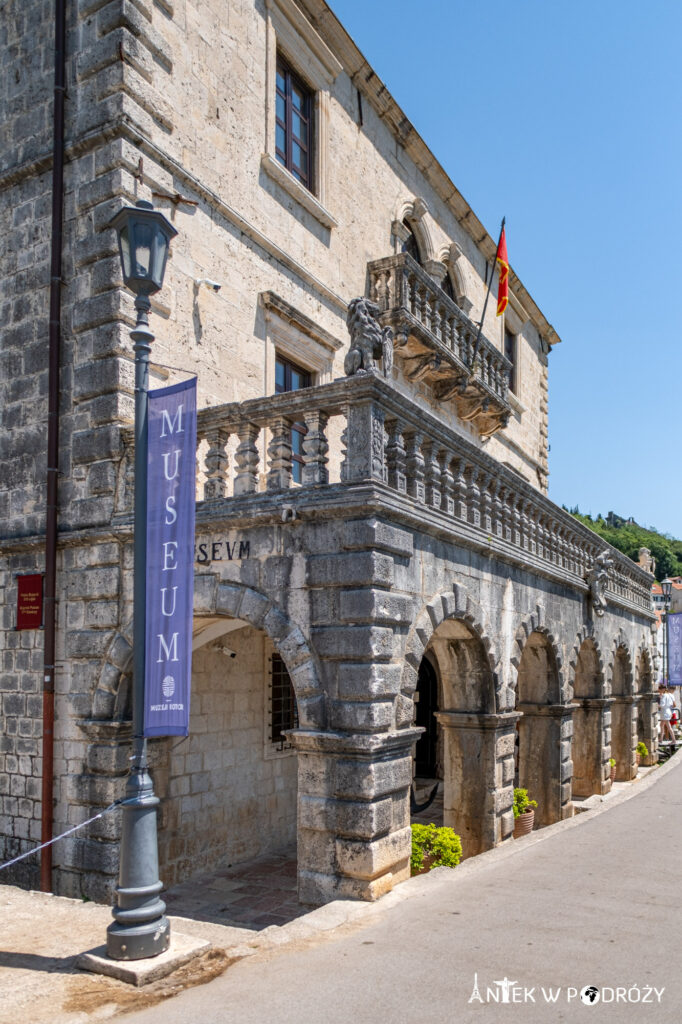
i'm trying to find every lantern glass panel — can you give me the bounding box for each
[119,225,132,280]
[132,220,154,279]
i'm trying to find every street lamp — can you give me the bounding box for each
[662,578,673,686]
[106,199,177,961]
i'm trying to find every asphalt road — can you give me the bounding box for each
[124,756,682,1024]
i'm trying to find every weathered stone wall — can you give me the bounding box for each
[156,630,297,888]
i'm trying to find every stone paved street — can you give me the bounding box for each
[163,848,304,930]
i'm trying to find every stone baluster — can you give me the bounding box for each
[491,479,503,538]
[266,415,293,491]
[520,499,531,551]
[302,409,330,486]
[203,426,230,500]
[466,465,481,527]
[512,496,521,547]
[413,282,424,324]
[405,430,425,502]
[442,312,452,352]
[234,421,260,495]
[527,502,538,556]
[536,515,546,561]
[386,418,407,493]
[480,473,493,534]
[424,441,441,510]
[440,450,454,516]
[452,457,467,520]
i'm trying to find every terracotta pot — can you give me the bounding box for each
[636,753,641,767]
[412,853,436,876]
[513,808,534,838]
[609,763,616,783]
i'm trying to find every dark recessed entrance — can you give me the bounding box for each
[415,657,438,778]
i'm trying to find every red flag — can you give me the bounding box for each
[496,226,509,316]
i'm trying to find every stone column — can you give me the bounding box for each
[611,695,637,780]
[435,710,521,857]
[517,704,573,825]
[569,696,612,797]
[290,728,420,905]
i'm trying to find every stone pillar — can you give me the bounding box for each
[290,728,419,905]
[436,710,520,858]
[636,692,659,764]
[611,695,637,780]
[569,697,612,797]
[517,704,573,825]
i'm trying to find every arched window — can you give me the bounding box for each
[401,220,421,264]
[440,273,455,301]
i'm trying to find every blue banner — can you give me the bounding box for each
[144,379,197,736]
[668,612,682,686]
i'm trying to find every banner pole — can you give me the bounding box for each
[470,217,505,372]
[106,295,170,961]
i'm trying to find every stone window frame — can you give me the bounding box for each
[503,302,528,416]
[260,290,343,395]
[262,0,341,230]
[263,638,298,760]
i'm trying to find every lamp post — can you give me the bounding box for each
[662,578,673,687]
[106,199,177,961]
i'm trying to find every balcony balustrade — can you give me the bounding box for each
[367,252,512,437]
[117,373,653,616]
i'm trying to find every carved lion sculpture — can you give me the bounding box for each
[344,297,394,378]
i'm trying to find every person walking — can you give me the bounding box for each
[659,683,676,748]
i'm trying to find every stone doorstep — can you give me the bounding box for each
[77,932,211,987]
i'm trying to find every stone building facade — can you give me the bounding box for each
[0,0,656,903]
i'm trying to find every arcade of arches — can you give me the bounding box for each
[411,622,658,860]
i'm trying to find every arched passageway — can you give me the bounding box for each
[571,639,607,797]
[155,615,299,889]
[635,649,656,765]
[516,631,566,827]
[414,618,513,857]
[610,646,635,781]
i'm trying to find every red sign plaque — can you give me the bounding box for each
[16,574,43,630]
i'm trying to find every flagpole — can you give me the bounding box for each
[469,216,505,373]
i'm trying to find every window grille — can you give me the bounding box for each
[269,652,298,749]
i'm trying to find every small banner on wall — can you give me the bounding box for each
[668,612,682,686]
[16,574,44,630]
[144,379,197,737]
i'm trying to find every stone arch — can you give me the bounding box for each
[510,604,565,703]
[392,196,434,264]
[569,631,608,798]
[402,582,498,705]
[567,624,605,701]
[436,242,474,317]
[635,637,654,694]
[512,606,568,827]
[92,578,325,729]
[634,639,656,765]
[608,631,633,697]
[404,583,510,859]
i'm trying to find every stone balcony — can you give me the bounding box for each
[367,252,512,437]
[118,373,654,618]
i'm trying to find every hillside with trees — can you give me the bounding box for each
[564,509,682,582]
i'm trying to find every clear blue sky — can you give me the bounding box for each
[330,0,682,535]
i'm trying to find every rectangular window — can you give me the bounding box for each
[504,328,517,394]
[269,652,298,748]
[276,56,313,192]
[275,354,311,484]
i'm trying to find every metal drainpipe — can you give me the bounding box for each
[41,0,66,893]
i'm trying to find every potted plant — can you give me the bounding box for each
[513,787,537,838]
[608,757,617,783]
[410,823,462,875]
[636,741,648,767]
